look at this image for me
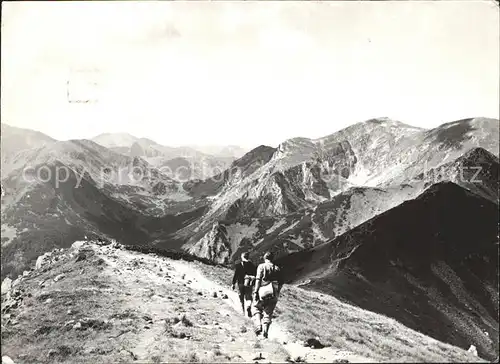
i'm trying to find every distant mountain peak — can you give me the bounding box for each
[361,117,424,129]
[91,132,141,148]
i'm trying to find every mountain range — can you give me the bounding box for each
[91,132,246,181]
[1,116,498,360]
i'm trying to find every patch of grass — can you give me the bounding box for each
[110,309,137,320]
[34,325,61,336]
[180,315,193,327]
[56,345,74,358]
[151,355,162,363]
[194,263,480,363]
[179,352,199,363]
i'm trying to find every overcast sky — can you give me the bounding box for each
[1,1,499,148]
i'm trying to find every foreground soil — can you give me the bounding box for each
[1,241,484,363]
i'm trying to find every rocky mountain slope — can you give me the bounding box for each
[377,118,499,187]
[2,117,498,278]
[0,156,206,278]
[0,138,210,278]
[0,124,56,177]
[185,184,421,264]
[1,116,498,363]
[1,240,484,363]
[0,138,193,213]
[412,147,499,203]
[184,144,499,265]
[92,133,237,181]
[175,117,499,263]
[277,182,499,361]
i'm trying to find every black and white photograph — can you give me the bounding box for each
[1,1,499,363]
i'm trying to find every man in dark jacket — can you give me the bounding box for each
[232,252,257,317]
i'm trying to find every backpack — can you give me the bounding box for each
[243,275,256,287]
[258,263,280,300]
[259,281,279,300]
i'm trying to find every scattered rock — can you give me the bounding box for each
[1,294,20,314]
[212,292,218,298]
[11,278,21,288]
[45,298,53,304]
[467,345,478,356]
[75,251,87,262]
[35,252,52,270]
[303,338,325,349]
[2,356,15,364]
[67,309,74,315]
[88,347,112,355]
[333,360,350,363]
[53,274,65,282]
[197,292,203,296]
[34,325,58,336]
[64,320,76,328]
[221,293,228,299]
[1,278,12,295]
[22,271,30,277]
[120,349,138,361]
[71,319,111,331]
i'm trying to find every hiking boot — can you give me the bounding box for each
[246,307,252,318]
[262,323,270,339]
[254,325,262,336]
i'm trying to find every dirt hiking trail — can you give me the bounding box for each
[167,259,374,363]
[1,241,482,363]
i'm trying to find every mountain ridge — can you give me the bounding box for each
[277,181,499,361]
[173,117,498,261]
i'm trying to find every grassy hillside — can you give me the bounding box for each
[1,241,485,363]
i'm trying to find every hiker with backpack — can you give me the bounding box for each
[252,251,284,338]
[231,252,257,317]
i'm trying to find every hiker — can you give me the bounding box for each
[231,252,257,317]
[252,251,284,339]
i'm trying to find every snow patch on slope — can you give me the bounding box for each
[1,224,18,247]
[266,219,288,235]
